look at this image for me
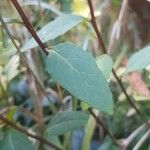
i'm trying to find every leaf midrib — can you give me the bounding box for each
[9,133,15,150]
[51,50,97,89]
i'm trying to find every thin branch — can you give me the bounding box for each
[11,0,48,55]
[0,114,62,150]
[0,14,56,113]
[19,107,38,122]
[87,0,144,119]
[121,121,150,150]
[133,129,150,150]
[88,108,120,147]
[0,13,60,150]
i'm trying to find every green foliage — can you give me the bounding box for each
[22,14,83,51]
[46,42,113,114]
[98,138,118,150]
[44,135,64,150]
[0,0,150,149]
[111,0,122,6]
[96,54,113,80]
[46,111,89,136]
[22,1,62,15]
[125,46,150,73]
[0,128,34,150]
[3,55,20,81]
[0,42,16,64]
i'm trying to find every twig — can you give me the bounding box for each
[11,0,48,55]
[121,121,149,150]
[0,13,60,150]
[0,114,62,150]
[87,0,144,119]
[19,107,38,122]
[0,14,56,113]
[88,108,120,146]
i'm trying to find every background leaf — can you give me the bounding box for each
[98,138,118,150]
[22,1,62,16]
[125,46,150,73]
[96,54,113,80]
[46,111,89,136]
[4,55,20,81]
[46,42,113,114]
[0,128,34,150]
[22,14,83,51]
[0,41,16,65]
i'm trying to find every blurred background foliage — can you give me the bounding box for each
[0,0,150,150]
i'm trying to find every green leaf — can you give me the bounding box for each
[22,1,62,16]
[0,42,16,65]
[46,111,89,136]
[4,55,20,81]
[0,17,22,25]
[44,135,63,150]
[125,46,150,73]
[5,107,17,121]
[98,138,118,150]
[96,54,113,80]
[21,14,83,51]
[46,42,113,114]
[0,128,34,150]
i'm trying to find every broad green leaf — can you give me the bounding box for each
[96,54,113,80]
[125,46,150,73]
[46,42,113,114]
[0,128,34,150]
[46,111,89,136]
[21,14,83,51]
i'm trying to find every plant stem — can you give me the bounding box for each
[0,14,56,114]
[121,121,150,149]
[0,114,62,150]
[82,109,99,150]
[0,13,59,150]
[133,129,150,150]
[11,0,48,55]
[87,0,144,119]
[88,108,120,146]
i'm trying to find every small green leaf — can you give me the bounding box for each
[4,55,20,81]
[22,1,62,16]
[125,46,150,73]
[46,42,113,114]
[0,42,16,65]
[21,14,83,51]
[98,138,118,150]
[96,54,113,80]
[0,18,22,25]
[46,111,89,136]
[5,107,17,121]
[44,135,64,150]
[0,128,34,150]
